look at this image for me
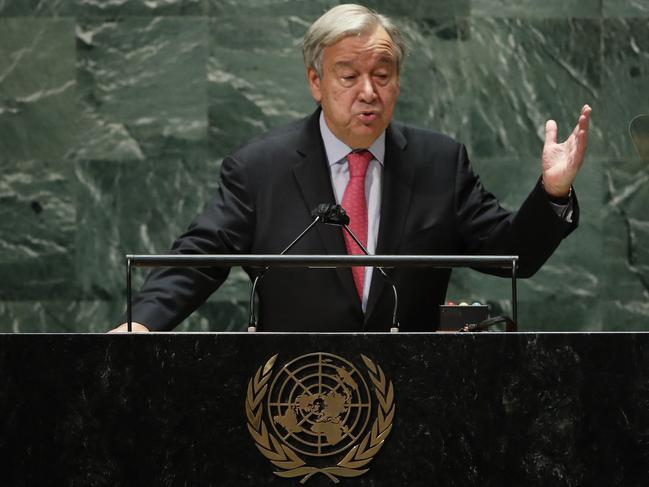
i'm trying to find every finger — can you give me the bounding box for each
[577,107,591,150]
[578,126,589,155]
[545,120,558,145]
[571,115,586,139]
[570,105,592,139]
[569,124,578,141]
[572,128,589,170]
[580,109,591,131]
[579,105,592,130]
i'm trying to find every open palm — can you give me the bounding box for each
[542,105,592,198]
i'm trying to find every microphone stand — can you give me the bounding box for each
[319,205,400,333]
[247,203,401,333]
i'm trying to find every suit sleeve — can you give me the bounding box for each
[130,155,256,331]
[454,144,579,278]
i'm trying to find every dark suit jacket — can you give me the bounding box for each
[132,109,578,332]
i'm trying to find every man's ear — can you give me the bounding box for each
[307,68,322,103]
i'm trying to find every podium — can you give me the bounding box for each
[1,332,648,486]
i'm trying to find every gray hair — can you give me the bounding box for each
[302,4,407,77]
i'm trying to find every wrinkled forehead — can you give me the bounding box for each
[325,26,398,65]
[331,24,394,48]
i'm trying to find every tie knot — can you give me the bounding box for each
[347,150,372,178]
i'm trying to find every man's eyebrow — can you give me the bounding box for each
[333,55,395,69]
[333,60,355,68]
[376,54,396,64]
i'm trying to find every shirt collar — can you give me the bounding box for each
[319,111,386,166]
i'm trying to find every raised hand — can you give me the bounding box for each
[108,322,150,333]
[542,104,592,198]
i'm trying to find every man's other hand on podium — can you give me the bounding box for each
[108,322,150,333]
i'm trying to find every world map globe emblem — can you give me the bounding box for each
[267,352,372,457]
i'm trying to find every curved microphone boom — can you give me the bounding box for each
[247,210,324,332]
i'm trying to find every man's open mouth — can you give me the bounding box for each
[358,112,378,123]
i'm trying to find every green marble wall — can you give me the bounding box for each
[1,0,648,332]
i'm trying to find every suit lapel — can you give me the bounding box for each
[364,122,413,324]
[292,110,361,312]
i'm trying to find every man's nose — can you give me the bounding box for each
[357,75,377,102]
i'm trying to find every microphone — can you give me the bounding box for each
[324,205,401,333]
[312,203,350,225]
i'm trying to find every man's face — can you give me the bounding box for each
[307,25,400,149]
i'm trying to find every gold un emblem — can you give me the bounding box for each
[245,352,395,483]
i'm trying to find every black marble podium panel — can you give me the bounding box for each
[1,332,648,486]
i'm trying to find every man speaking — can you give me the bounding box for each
[112,4,591,333]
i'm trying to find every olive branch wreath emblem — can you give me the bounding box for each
[245,353,395,484]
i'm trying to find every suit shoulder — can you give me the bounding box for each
[229,116,308,164]
[389,121,466,171]
[391,120,463,151]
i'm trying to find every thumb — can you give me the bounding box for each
[545,120,558,146]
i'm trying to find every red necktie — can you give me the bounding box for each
[341,150,372,300]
